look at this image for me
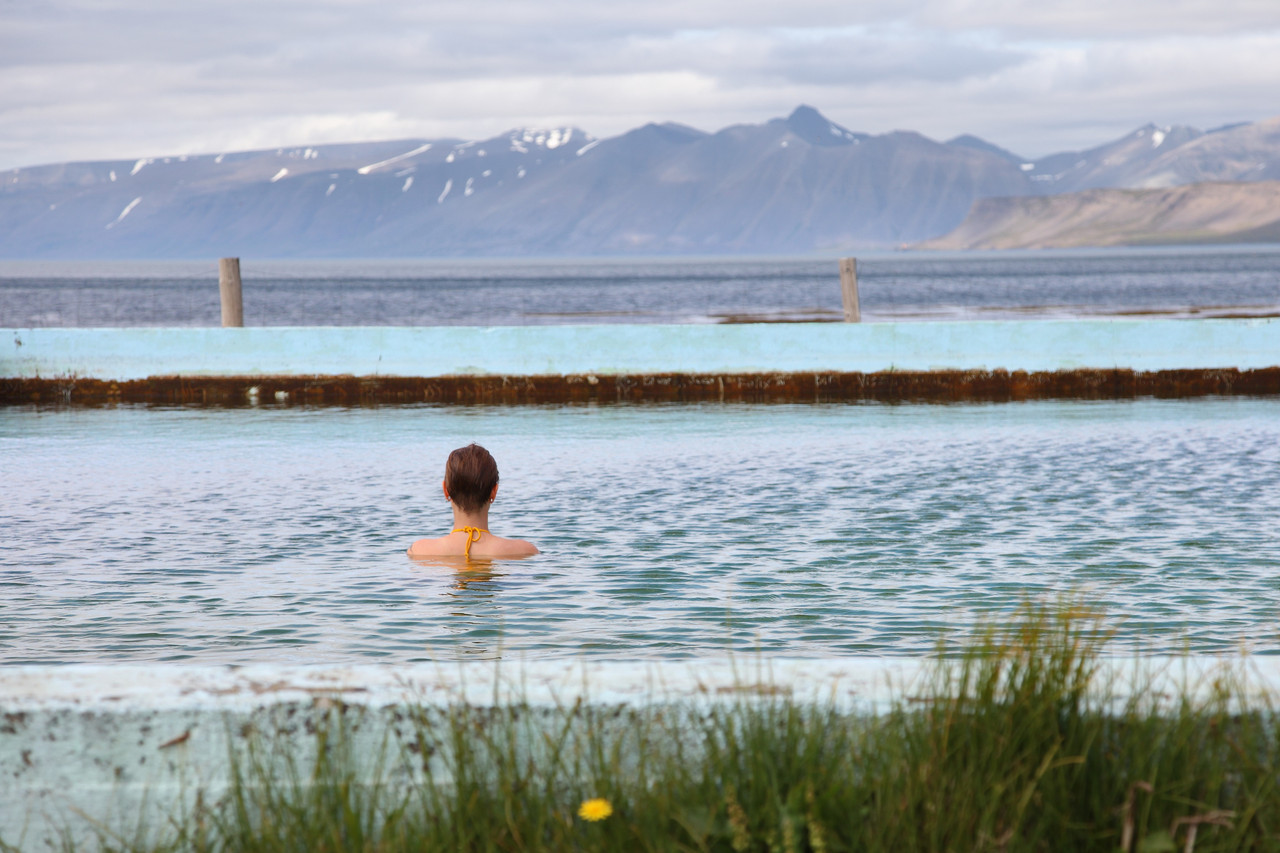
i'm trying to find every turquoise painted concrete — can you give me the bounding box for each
[5,318,1279,380]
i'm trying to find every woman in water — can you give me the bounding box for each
[407,443,539,559]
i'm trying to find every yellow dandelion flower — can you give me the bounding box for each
[578,798,613,821]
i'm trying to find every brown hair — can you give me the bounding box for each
[444,443,499,512]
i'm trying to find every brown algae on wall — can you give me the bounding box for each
[4,367,1280,406]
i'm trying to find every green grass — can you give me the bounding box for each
[39,606,1280,852]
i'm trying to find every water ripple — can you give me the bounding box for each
[3,399,1280,663]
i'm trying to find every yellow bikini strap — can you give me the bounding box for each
[452,526,488,557]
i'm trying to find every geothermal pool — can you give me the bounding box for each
[3,399,1279,663]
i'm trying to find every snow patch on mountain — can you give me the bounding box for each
[107,197,142,228]
[518,128,578,150]
[358,143,432,175]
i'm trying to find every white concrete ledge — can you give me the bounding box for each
[5,657,1277,716]
[1,659,916,712]
[6,317,1280,380]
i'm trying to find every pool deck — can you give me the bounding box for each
[4,317,1280,404]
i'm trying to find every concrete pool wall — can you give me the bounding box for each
[4,317,1280,404]
[6,318,1280,377]
[4,657,1279,849]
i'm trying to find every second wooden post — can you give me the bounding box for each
[839,257,860,322]
[219,257,244,327]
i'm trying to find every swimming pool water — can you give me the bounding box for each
[3,399,1279,663]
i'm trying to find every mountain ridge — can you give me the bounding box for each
[3,107,1278,258]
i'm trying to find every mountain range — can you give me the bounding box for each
[3,106,1278,258]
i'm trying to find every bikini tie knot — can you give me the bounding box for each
[452,526,488,557]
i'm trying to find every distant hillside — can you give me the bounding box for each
[918,181,1280,249]
[2,108,1279,258]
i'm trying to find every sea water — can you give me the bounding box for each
[4,399,1279,664]
[3,247,1280,328]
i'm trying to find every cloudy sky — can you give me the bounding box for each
[3,0,1278,171]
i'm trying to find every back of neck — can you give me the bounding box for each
[451,507,491,531]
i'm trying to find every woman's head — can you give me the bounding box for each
[444,443,499,512]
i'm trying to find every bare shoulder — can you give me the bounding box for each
[406,535,450,557]
[489,536,539,558]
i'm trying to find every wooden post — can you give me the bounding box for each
[218,257,243,327]
[839,257,860,322]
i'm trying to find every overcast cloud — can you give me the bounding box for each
[2,0,1278,170]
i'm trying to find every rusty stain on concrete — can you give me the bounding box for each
[157,730,190,749]
[4,368,1279,407]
